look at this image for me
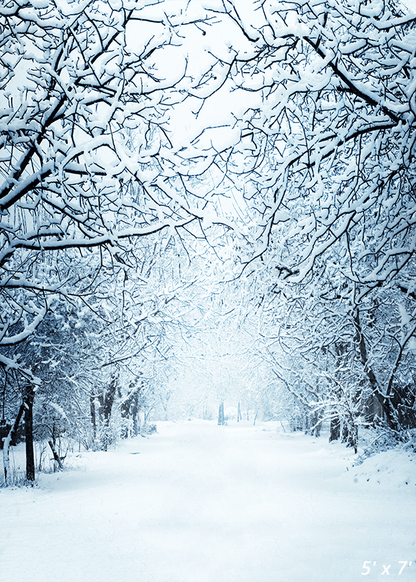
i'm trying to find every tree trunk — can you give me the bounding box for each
[100,372,118,451]
[353,309,399,429]
[10,402,25,447]
[2,402,26,486]
[340,416,358,453]
[48,440,63,471]
[348,423,358,454]
[329,416,340,442]
[304,413,310,435]
[2,429,12,486]
[309,411,321,437]
[237,402,242,422]
[217,402,225,425]
[341,421,349,443]
[24,388,35,482]
[90,394,97,443]
[120,396,130,439]
[131,392,139,437]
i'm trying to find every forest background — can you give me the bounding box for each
[1,0,416,484]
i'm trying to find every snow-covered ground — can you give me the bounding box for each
[0,421,415,582]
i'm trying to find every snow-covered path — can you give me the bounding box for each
[1,422,415,582]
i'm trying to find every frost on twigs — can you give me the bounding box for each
[0,0,222,375]
[208,0,416,291]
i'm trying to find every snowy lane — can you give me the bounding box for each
[0,422,415,582]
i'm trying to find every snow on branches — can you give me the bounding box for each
[0,0,215,366]
[199,0,416,290]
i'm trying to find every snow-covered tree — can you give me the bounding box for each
[0,0,217,377]
[186,0,416,441]
[194,0,415,284]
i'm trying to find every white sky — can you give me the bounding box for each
[402,0,416,9]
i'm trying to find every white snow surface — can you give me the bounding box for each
[1,421,415,582]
